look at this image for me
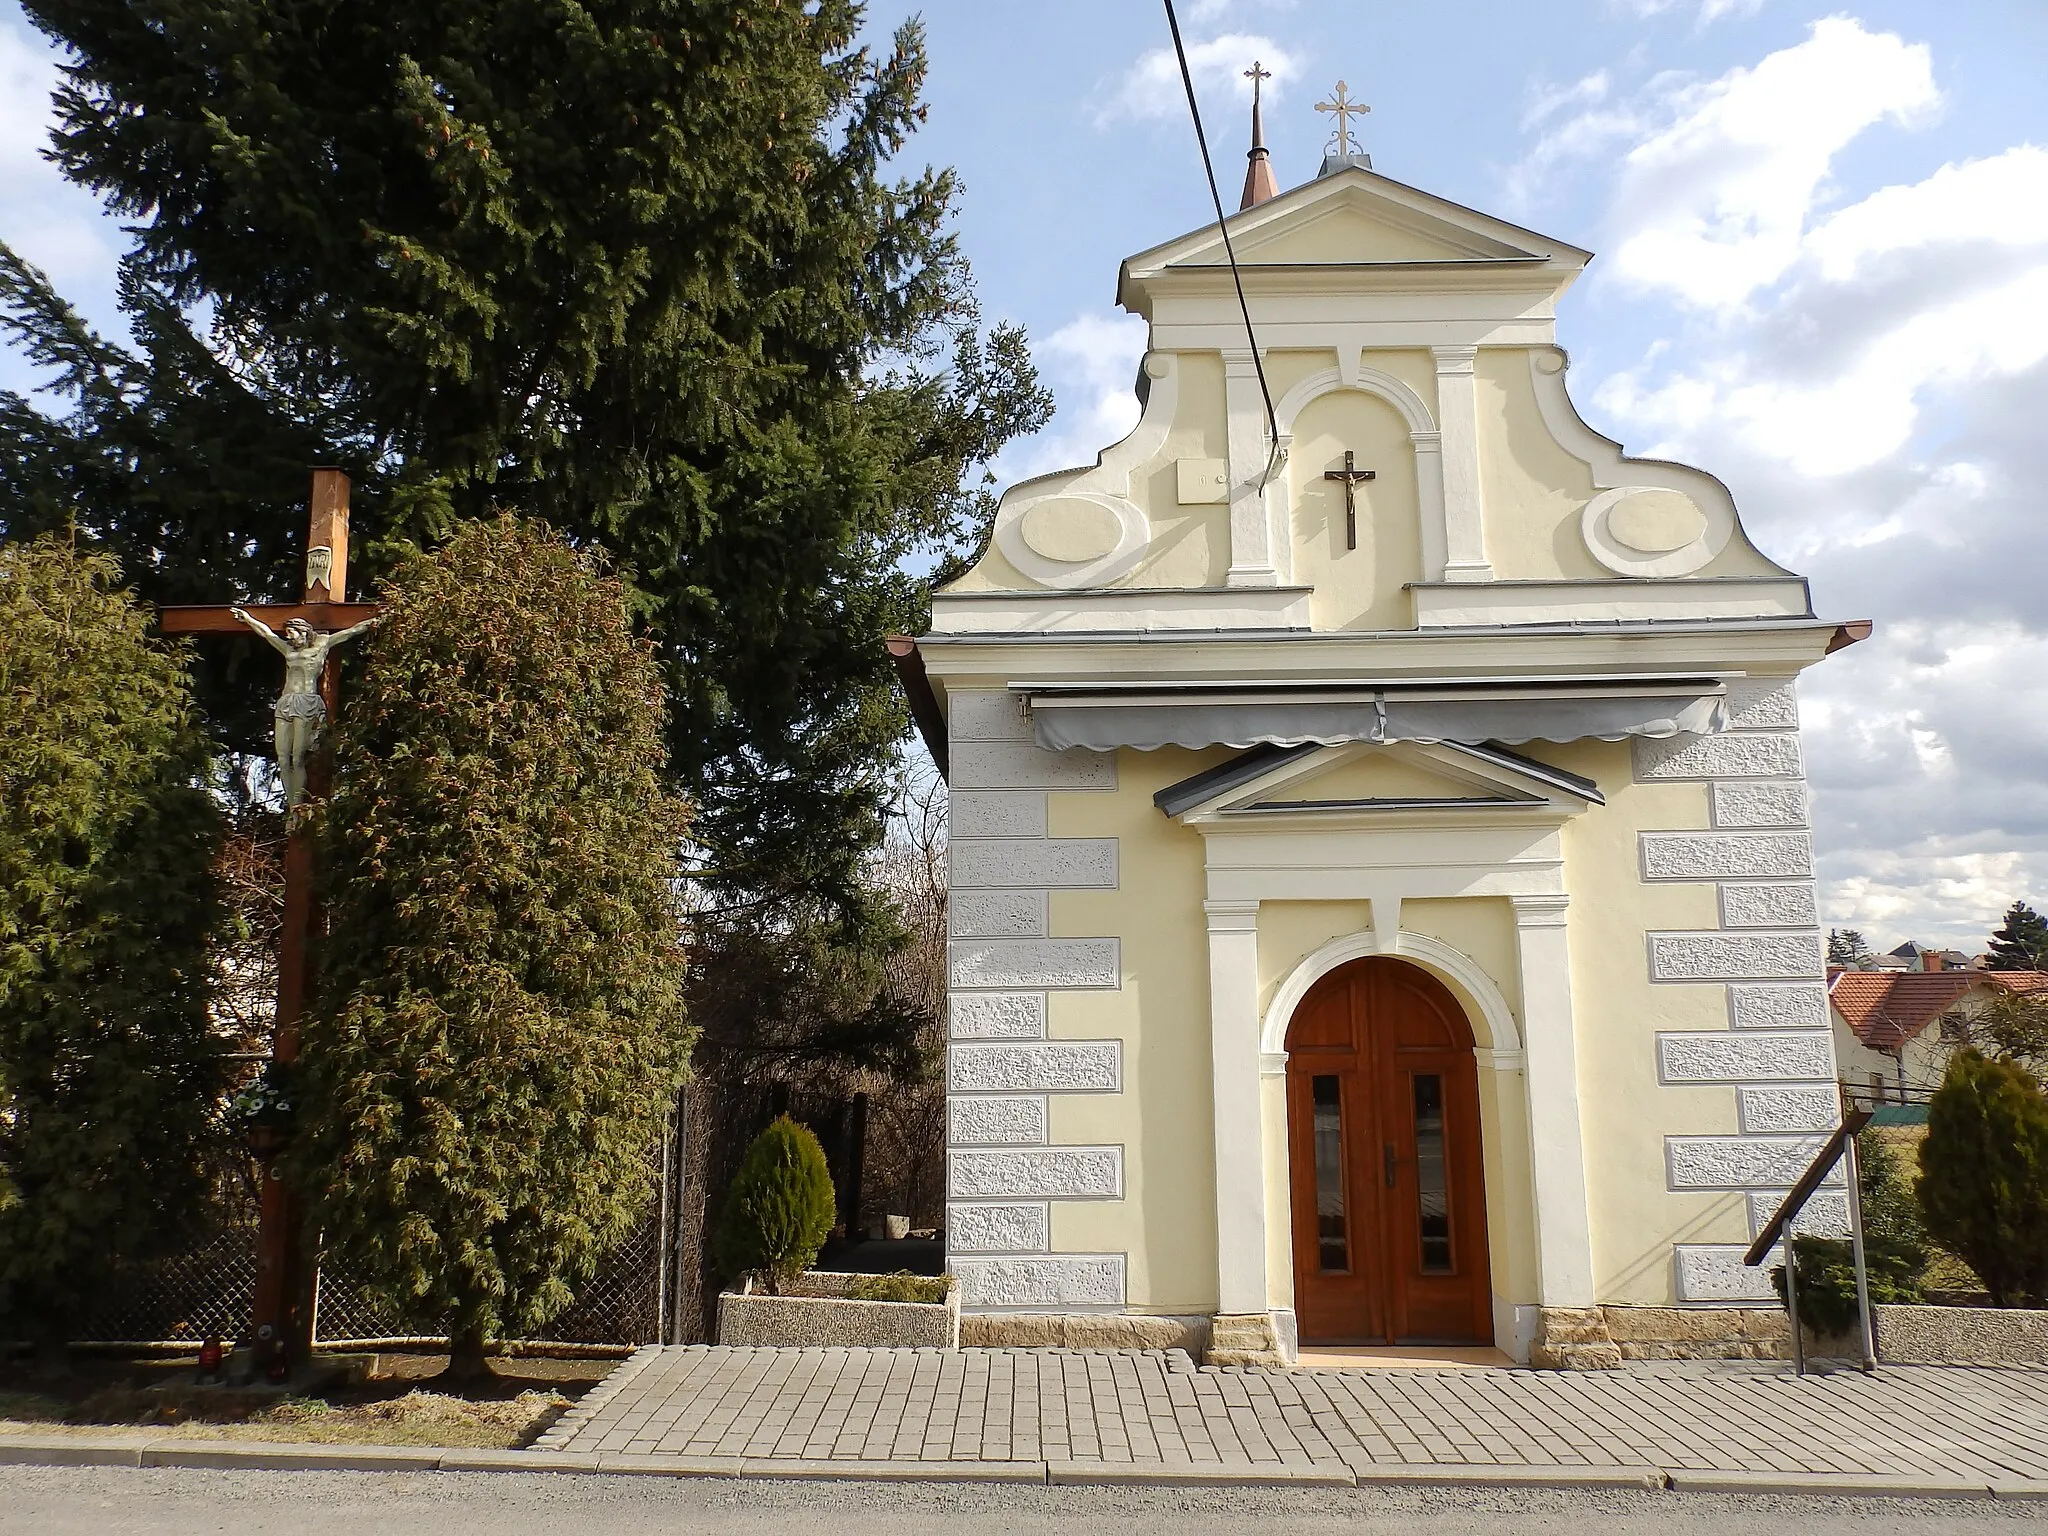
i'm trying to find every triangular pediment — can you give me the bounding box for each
[1155,738,1602,823]
[1123,167,1588,280]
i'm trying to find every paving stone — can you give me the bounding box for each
[536,1345,2048,1488]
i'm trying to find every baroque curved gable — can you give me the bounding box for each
[943,164,1807,636]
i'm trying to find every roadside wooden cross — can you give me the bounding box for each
[157,467,379,1380]
[1323,450,1376,550]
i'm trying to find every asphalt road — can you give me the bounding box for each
[7,1468,2048,1536]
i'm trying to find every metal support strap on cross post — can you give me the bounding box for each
[1743,1105,1877,1376]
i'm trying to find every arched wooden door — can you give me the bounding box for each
[1284,957,1492,1345]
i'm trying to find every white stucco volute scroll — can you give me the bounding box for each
[989,353,1178,589]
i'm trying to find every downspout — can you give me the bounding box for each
[886,635,949,782]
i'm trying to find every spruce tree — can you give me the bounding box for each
[294,517,692,1374]
[0,537,226,1347]
[1987,902,2048,971]
[2,1,1050,954]
[1918,1049,2048,1307]
[1827,929,1874,969]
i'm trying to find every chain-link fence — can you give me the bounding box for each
[72,1230,260,1347]
[70,1132,674,1350]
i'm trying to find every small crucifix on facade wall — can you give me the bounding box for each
[1324,450,1376,550]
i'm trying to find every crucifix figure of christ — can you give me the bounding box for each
[157,467,379,1380]
[1324,450,1377,550]
[228,607,378,806]
[1316,80,1369,158]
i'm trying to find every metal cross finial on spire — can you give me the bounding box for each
[1315,80,1369,157]
[1239,58,1279,209]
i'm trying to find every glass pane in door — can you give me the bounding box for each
[1311,1075,1349,1272]
[1412,1073,1452,1273]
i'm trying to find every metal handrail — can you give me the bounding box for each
[1743,1106,1876,1375]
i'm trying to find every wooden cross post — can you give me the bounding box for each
[158,468,378,1379]
[1323,450,1377,550]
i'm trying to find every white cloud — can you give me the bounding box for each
[1099,32,1302,125]
[1537,21,2048,949]
[1603,18,1940,310]
[1804,145,2048,282]
[992,310,1149,488]
[1592,142,2048,476]
[1186,0,1298,20]
[1523,71,1611,132]
[1611,0,1768,24]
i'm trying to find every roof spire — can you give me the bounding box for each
[1239,60,1278,211]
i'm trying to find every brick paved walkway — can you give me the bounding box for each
[538,1347,2048,1482]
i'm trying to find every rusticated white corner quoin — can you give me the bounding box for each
[1633,679,1839,1302]
[943,690,1128,1312]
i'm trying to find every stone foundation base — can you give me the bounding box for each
[1529,1307,1624,1370]
[961,1312,1210,1354]
[1206,1313,1288,1368]
[959,1311,1294,1367]
[1532,1306,1790,1368]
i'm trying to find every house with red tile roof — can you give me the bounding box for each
[1830,962,2048,1100]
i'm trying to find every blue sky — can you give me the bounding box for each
[4,0,2047,950]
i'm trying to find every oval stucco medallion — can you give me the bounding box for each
[1018,498,1124,564]
[1606,488,1707,553]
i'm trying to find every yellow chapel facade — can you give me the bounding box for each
[895,153,1862,1365]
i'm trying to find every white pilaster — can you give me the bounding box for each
[1510,894,1595,1305]
[1431,346,1493,583]
[1412,433,1448,580]
[1222,349,1279,587]
[1205,899,1268,1313]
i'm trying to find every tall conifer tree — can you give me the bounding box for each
[2,0,1049,963]
[0,538,226,1347]
[1988,901,2048,972]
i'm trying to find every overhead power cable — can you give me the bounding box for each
[1160,0,1280,481]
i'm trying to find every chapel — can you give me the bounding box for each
[891,93,1864,1366]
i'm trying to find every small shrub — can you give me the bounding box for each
[715,1116,836,1294]
[847,1271,949,1305]
[1918,1049,2048,1306]
[1771,1129,1928,1337]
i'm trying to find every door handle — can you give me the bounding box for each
[1384,1143,1397,1188]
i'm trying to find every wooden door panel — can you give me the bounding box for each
[1286,957,1492,1346]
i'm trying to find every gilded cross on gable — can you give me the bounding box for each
[1324,450,1376,550]
[1316,80,1369,157]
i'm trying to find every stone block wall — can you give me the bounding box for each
[1632,678,1845,1304]
[945,689,1128,1311]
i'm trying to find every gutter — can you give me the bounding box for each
[886,636,949,782]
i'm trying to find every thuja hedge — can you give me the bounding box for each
[0,537,225,1344]
[294,517,692,1372]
